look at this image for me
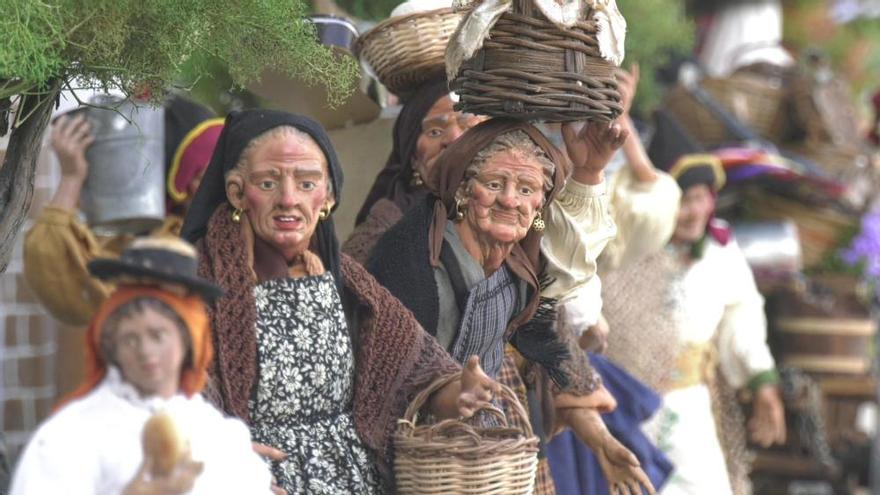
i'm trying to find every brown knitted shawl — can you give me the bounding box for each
[197,203,459,476]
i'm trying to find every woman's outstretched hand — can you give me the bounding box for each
[429,356,502,420]
[559,408,656,495]
[457,356,503,418]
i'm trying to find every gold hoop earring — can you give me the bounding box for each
[232,208,243,223]
[532,210,545,232]
[318,208,330,221]
[454,198,466,221]
[410,171,424,187]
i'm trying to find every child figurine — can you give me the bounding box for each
[10,237,274,494]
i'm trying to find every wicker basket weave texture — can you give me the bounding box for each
[394,373,539,495]
[451,0,621,123]
[356,8,464,96]
[663,71,790,148]
[790,74,862,149]
[745,193,856,269]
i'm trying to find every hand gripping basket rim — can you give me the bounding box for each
[393,372,540,495]
[355,8,464,96]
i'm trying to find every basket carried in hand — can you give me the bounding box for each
[356,8,464,97]
[394,373,539,494]
[450,0,622,123]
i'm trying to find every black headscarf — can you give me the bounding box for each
[181,110,344,291]
[354,78,450,225]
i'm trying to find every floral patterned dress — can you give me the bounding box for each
[249,273,380,494]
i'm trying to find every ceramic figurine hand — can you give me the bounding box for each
[51,114,94,181]
[561,120,629,185]
[251,442,287,495]
[429,356,502,420]
[579,315,610,354]
[49,114,95,209]
[748,385,787,448]
[457,355,502,418]
[559,408,656,495]
[122,449,204,495]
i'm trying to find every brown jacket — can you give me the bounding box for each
[23,206,181,326]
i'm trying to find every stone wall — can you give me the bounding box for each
[0,135,81,465]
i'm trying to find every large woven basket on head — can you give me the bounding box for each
[394,373,539,494]
[663,68,791,148]
[450,0,622,123]
[356,8,464,97]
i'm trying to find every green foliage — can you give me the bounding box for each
[333,0,400,20]
[783,0,880,97]
[0,0,359,108]
[617,0,694,115]
[0,1,66,87]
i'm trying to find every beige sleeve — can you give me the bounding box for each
[540,179,617,301]
[600,167,681,272]
[23,206,116,326]
[715,242,777,389]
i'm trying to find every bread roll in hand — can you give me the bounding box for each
[141,411,187,477]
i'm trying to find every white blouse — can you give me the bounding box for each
[549,168,680,335]
[672,237,777,389]
[10,368,272,495]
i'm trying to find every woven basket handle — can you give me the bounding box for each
[402,372,535,438]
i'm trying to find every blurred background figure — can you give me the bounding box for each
[23,95,223,328]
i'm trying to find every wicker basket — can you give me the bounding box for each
[394,373,539,494]
[784,141,866,177]
[450,0,621,123]
[745,193,856,269]
[663,69,790,148]
[790,73,862,149]
[356,8,464,97]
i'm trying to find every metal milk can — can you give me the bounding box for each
[80,95,165,235]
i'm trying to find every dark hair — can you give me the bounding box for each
[101,297,193,369]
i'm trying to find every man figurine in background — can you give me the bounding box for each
[604,154,786,494]
[24,95,223,327]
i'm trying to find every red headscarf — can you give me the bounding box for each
[59,285,214,408]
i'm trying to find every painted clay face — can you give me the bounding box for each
[414,96,484,186]
[463,149,545,246]
[238,133,331,261]
[113,306,186,399]
[674,184,715,244]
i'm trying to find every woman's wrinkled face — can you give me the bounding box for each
[231,133,332,261]
[673,184,715,244]
[112,307,186,399]
[414,96,484,186]
[463,149,546,245]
